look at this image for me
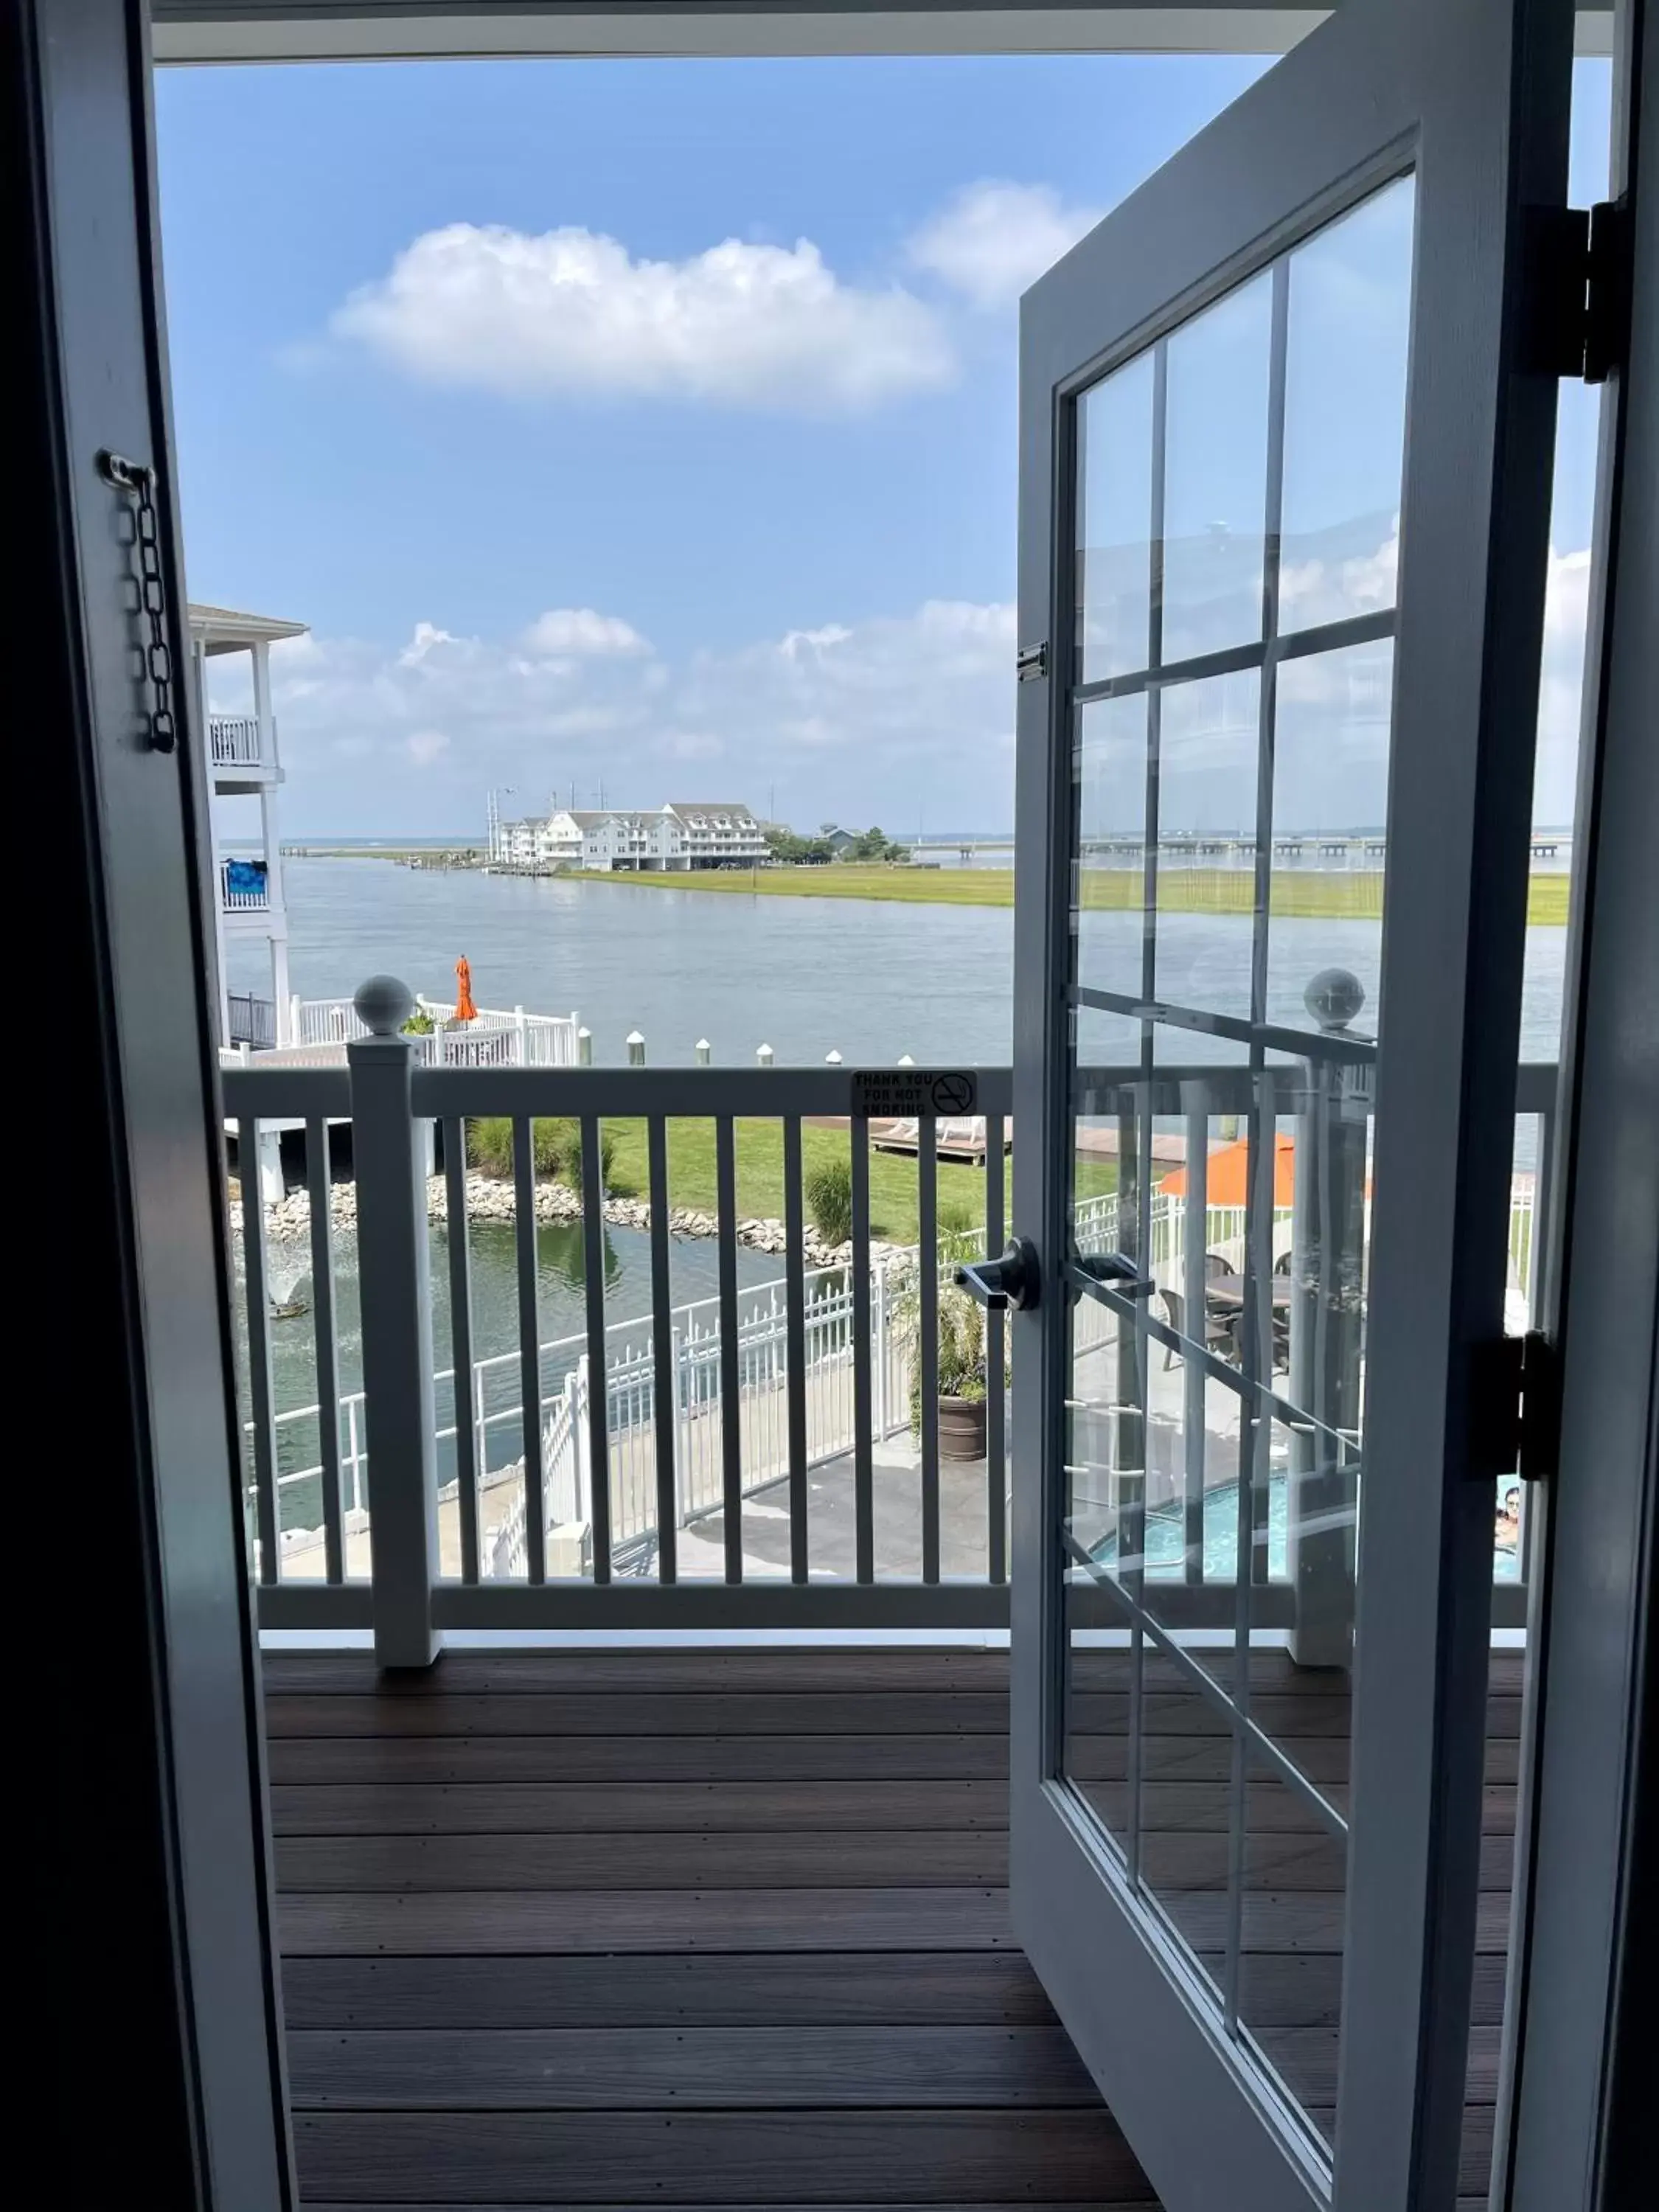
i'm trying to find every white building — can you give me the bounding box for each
[494,801,769,872]
[189,602,309,1048]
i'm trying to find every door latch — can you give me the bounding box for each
[1073,1251,1155,1298]
[955,1238,1040,1312]
[1017,641,1049,683]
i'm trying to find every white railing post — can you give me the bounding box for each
[578,1026,594,1066]
[347,974,442,1669]
[757,1043,773,1069]
[515,1005,529,1063]
[627,1029,646,1066]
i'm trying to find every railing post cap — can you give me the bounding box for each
[577,1025,591,1038]
[627,1029,645,1044]
[696,1037,710,1050]
[1304,967,1366,1032]
[897,1053,916,1066]
[354,974,416,1036]
[825,1049,843,1065]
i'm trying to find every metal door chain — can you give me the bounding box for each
[98,450,177,754]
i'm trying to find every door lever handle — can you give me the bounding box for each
[1074,1251,1155,1298]
[954,1237,1040,1312]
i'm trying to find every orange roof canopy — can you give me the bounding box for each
[1161,1130,1295,1208]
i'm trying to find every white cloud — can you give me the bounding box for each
[908,181,1103,309]
[523,608,651,658]
[257,594,1016,835]
[399,621,458,667]
[330,222,954,411]
[1279,518,1400,630]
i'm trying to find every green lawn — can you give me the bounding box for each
[470,1113,1116,1244]
[569,863,1570,925]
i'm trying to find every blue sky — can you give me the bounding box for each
[157,54,1607,840]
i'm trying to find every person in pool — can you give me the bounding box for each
[1495,1485,1522,1552]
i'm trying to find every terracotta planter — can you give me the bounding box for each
[937,1394,988,1461]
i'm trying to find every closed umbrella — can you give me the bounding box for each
[454,954,478,1023]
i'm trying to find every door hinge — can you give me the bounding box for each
[1017,641,1049,682]
[1471,1329,1562,1483]
[1522,201,1631,383]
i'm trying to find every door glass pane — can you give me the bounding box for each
[1265,639,1393,1026]
[1074,695,1150,998]
[1161,271,1272,664]
[1054,170,1417,2163]
[1155,668,1262,1018]
[1077,352,1156,684]
[1280,177,1414,633]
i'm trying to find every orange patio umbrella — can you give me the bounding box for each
[453,954,478,1023]
[1160,1130,1295,1207]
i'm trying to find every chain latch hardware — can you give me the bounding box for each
[98,450,178,754]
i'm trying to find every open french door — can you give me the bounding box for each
[1002,1,1573,2206]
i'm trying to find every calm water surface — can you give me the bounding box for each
[231,856,1569,1066]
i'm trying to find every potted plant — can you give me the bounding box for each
[893,1246,1006,1462]
[933,1286,991,1460]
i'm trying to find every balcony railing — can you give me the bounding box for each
[222,987,1557,1660]
[219,857,271,912]
[280,992,582,1068]
[209,714,265,767]
[227,990,276,1048]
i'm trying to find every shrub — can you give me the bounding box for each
[555,1117,619,1196]
[466,1116,513,1177]
[401,1009,437,1036]
[804,1155,855,1246]
[465,1116,576,1183]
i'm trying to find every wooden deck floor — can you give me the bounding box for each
[265,1646,1517,2209]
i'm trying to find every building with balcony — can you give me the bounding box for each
[494,799,770,872]
[189,602,309,1047]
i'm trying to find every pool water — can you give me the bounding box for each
[1093,1472,1523,1582]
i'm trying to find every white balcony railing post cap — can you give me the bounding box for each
[1305,967,1365,1033]
[354,974,416,1037]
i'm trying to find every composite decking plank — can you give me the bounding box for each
[276,1826,1515,1894]
[279,1885,1017,1956]
[265,1733,1014,1786]
[266,1730,1379,1787]
[263,1688,1386,1739]
[287,2025,1097,2110]
[296,2202,1155,2211]
[261,1649,1525,1698]
[293,2110,1153,2205]
[263,1692,1020,1739]
[262,1651,1020,1696]
[269,1779,1012,1837]
[275,1830,1010,1891]
[1245,2023,1503,2108]
[279,1952,1060,2032]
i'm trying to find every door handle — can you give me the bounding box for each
[954,1238,1040,1312]
[1074,1251,1155,1298]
